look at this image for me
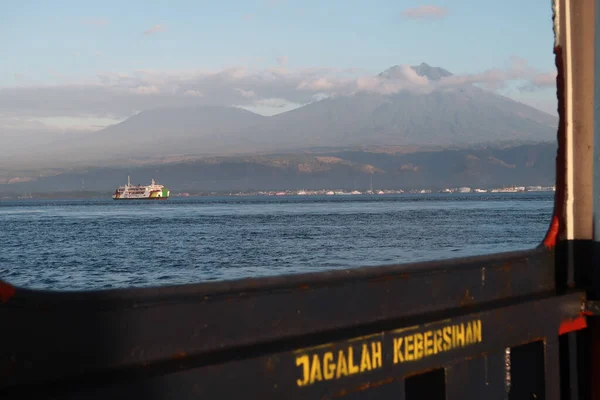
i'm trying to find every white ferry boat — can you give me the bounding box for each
[112,176,170,200]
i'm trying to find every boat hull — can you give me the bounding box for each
[112,197,169,200]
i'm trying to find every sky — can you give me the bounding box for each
[0,0,557,135]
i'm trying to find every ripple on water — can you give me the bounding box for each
[0,193,554,290]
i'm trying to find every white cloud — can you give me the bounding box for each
[132,85,161,94]
[222,67,246,79]
[144,24,166,36]
[531,72,556,87]
[311,93,329,101]
[401,5,448,19]
[0,59,556,125]
[297,77,336,91]
[255,98,288,108]
[436,57,556,92]
[0,117,53,131]
[183,90,203,97]
[518,71,557,92]
[235,88,256,98]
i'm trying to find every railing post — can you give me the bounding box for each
[554,0,597,399]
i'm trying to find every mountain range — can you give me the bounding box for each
[0,63,559,192]
[1,143,557,194]
[4,63,558,169]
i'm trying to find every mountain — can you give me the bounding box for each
[264,87,555,147]
[14,107,267,166]
[379,62,453,80]
[263,63,556,148]
[86,106,266,153]
[9,63,558,167]
[1,143,557,194]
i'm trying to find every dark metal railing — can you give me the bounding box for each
[0,247,587,399]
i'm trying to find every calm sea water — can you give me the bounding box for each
[0,193,553,291]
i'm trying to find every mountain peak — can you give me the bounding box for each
[410,62,453,81]
[377,62,453,81]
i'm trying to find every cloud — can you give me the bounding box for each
[133,85,161,94]
[435,57,556,92]
[183,90,203,97]
[242,14,255,21]
[0,67,343,120]
[0,58,555,122]
[531,72,557,88]
[296,64,431,96]
[255,98,289,108]
[401,5,448,19]
[0,117,53,131]
[81,18,110,26]
[518,71,557,92]
[144,24,166,36]
[235,88,256,98]
[297,77,336,91]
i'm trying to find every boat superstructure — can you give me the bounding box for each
[112,176,170,200]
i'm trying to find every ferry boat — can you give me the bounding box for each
[112,176,170,200]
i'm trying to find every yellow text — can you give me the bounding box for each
[393,319,482,364]
[296,341,383,387]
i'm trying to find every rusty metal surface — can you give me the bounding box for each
[0,291,581,399]
[444,351,506,400]
[0,248,556,391]
[0,244,586,399]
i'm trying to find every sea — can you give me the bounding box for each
[0,193,553,291]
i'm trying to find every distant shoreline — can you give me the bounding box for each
[0,186,555,200]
